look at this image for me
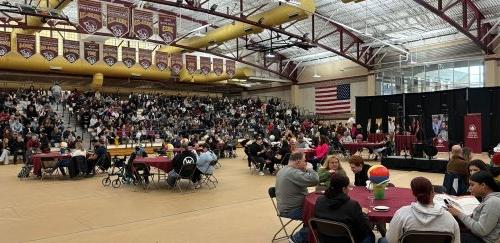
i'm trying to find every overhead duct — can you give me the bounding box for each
[160,0,315,54]
[178,67,253,83]
[13,0,71,35]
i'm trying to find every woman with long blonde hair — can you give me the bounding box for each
[318,156,346,187]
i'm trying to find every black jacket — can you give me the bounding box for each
[172,150,197,174]
[248,142,265,158]
[354,164,371,187]
[314,193,374,243]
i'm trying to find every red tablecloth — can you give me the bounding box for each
[32,152,72,177]
[395,135,417,155]
[303,186,414,243]
[133,156,172,173]
[342,142,385,155]
[368,133,386,143]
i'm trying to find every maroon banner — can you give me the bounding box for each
[122,47,136,68]
[464,113,482,153]
[106,4,129,38]
[63,40,80,63]
[83,42,99,65]
[133,9,153,40]
[226,60,235,77]
[39,37,58,61]
[170,54,183,75]
[158,14,176,43]
[17,34,35,59]
[103,44,118,66]
[155,51,168,71]
[213,58,223,76]
[0,32,11,57]
[200,56,211,75]
[78,0,102,34]
[185,55,198,74]
[138,49,152,69]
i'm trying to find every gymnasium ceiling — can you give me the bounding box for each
[1,0,500,87]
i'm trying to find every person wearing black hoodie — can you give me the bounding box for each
[314,174,374,243]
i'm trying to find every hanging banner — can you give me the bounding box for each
[17,34,36,59]
[83,42,99,65]
[185,55,198,74]
[200,56,211,75]
[63,40,80,63]
[213,58,223,76]
[106,4,129,38]
[155,51,168,71]
[464,113,482,153]
[122,46,136,68]
[0,32,11,57]
[103,44,118,66]
[158,14,176,43]
[132,9,153,40]
[39,37,58,61]
[78,0,102,34]
[170,54,183,75]
[138,49,152,69]
[226,60,235,78]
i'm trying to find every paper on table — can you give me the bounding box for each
[434,194,479,215]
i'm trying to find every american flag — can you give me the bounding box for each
[315,84,351,114]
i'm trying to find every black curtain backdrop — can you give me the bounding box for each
[356,87,500,152]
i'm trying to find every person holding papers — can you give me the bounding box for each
[448,171,500,243]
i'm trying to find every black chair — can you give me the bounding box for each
[400,230,454,243]
[268,187,302,242]
[174,163,197,193]
[308,218,355,243]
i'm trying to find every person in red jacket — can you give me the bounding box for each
[308,135,330,171]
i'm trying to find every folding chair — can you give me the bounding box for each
[174,163,197,193]
[40,157,60,180]
[276,153,290,171]
[400,231,454,243]
[308,218,355,243]
[248,156,260,175]
[200,159,219,189]
[268,187,302,242]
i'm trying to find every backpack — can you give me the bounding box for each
[17,165,32,178]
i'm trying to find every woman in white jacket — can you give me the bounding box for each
[381,177,460,243]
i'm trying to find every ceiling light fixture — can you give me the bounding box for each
[266,51,276,58]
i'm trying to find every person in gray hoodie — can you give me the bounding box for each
[381,177,460,243]
[448,171,500,243]
[276,151,319,243]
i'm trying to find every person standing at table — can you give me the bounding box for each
[381,177,460,243]
[314,174,374,243]
[348,155,370,187]
[447,171,500,243]
[276,152,319,243]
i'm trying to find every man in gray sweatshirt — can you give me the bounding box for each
[276,151,319,243]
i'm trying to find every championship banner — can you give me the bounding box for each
[103,44,118,66]
[155,51,168,71]
[78,0,102,34]
[138,49,152,69]
[185,55,198,74]
[17,34,35,59]
[464,113,482,153]
[63,40,80,63]
[106,4,130,38]
[158,14,176,43]
[170,54,183,75]
[0,32,11,57]
[83,42,99,65]
[39,37,58,61]
[132,9,153,40]
[122,46,136,68]
[200,56,211,75]
[213,58,223,76]
[226,60,235,77]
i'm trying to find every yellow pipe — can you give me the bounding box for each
[160,0,315,54]
[12,0,71,35]
[178,67,253,83]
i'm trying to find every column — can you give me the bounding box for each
[367,73,376,96]
[484,58,499,87]
[90,73,103,91]
[290,84,300,107]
